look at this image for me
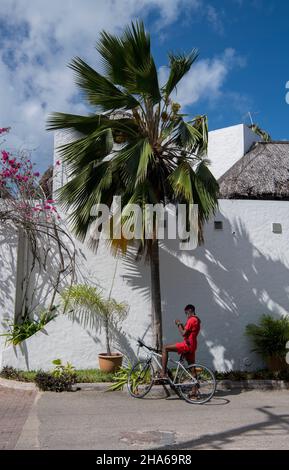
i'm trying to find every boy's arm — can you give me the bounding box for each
[175,320,186,337]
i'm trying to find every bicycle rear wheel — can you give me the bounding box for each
[127,360,154,398]
[176,364,216,404]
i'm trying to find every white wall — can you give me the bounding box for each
[208,124,261,179]
[0,221,18,361]
[2,200,289,372]
[159,200,289,371]
[2,126,288,372]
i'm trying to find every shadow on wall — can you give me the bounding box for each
[0,227,17,319]
[122,217,289,371]
[0,222,75,325]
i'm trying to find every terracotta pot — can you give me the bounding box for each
[98,353,123,373]
[267,356,287,372]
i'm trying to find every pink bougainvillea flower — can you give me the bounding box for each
[0,127,10,135]
[56,160,61,166]
[1,150,9,162]
[33,172,40,177]
[46,199,55,203]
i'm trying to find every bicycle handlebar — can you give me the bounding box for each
[137,338,161,354]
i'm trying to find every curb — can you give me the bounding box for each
[72,382,173,397]
[1,377,289,392]
[217,379,289,390]
[74,379,289,393]
[0,377,37,391]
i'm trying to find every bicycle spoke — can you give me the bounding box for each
[127,360,154,399]
[176,364,216,404]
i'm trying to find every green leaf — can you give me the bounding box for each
[168,162,193,202]
[164,50,199,97]
[52,359,62,365]
[69,57,140,111]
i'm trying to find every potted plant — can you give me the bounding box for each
[61,284,127,373]
[246,314,289,372]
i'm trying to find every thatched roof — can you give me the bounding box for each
[218,142,289,199]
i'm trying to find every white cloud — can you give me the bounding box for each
[206,4,224,35]
[159,48,247,109]
[0,0,245,171]
[0,0,202,170]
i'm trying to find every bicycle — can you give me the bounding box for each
[127,338,216,405]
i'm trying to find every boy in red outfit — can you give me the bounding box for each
[160,304,200,377]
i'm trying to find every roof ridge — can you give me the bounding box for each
[256,141,289,144]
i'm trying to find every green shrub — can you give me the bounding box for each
[215,369,289,381]
[108,364,133,391]
[108,362,152,391]
[1,308,57,346]
[246,314,289,359]
[0,366,22,381]
[51,359,75,378]
[34,359,77,392]
[35,371,77,392]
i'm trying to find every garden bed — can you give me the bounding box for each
[0,367,114,384]
[1,366,289,393]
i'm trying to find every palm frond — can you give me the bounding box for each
[56,128,113,173]
[111,139,150,188]
[164,50,199,97]
[96,31,131,86]
[168,162,193,202]
[69,57,140,111]
[122,21,161,103]
[46,112,105,134]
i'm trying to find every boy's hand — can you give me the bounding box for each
[175,319,181,325]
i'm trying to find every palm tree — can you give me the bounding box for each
[47,21,219,350]
[61,284,127,356]
[249,123,271,142]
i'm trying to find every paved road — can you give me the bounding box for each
[9,387,289,450]
[0,387,36,449]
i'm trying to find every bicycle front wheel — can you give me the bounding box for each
[176,363,216,404]
[127,360,154,398]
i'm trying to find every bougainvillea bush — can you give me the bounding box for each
[0,127,75,323]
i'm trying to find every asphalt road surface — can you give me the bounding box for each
[7,387,289,450]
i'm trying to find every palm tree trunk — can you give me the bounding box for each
[104,316,111,356]
[150,239,163,350]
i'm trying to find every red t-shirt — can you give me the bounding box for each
[184,315,200,351]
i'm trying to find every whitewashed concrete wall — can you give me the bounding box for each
[2,199,289,371]
[0,222,18,358]
[208,124,261,179]
[2,125,289,372]
[1,314,140,371]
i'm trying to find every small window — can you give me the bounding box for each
[272,223,282,234]
[214,221,223,230]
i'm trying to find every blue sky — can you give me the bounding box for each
[0,0,288,172]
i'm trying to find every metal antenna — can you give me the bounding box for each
[242,111,260,126]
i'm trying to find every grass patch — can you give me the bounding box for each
[74,369,114,383]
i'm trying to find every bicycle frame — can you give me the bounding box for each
[140,346,198,386]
